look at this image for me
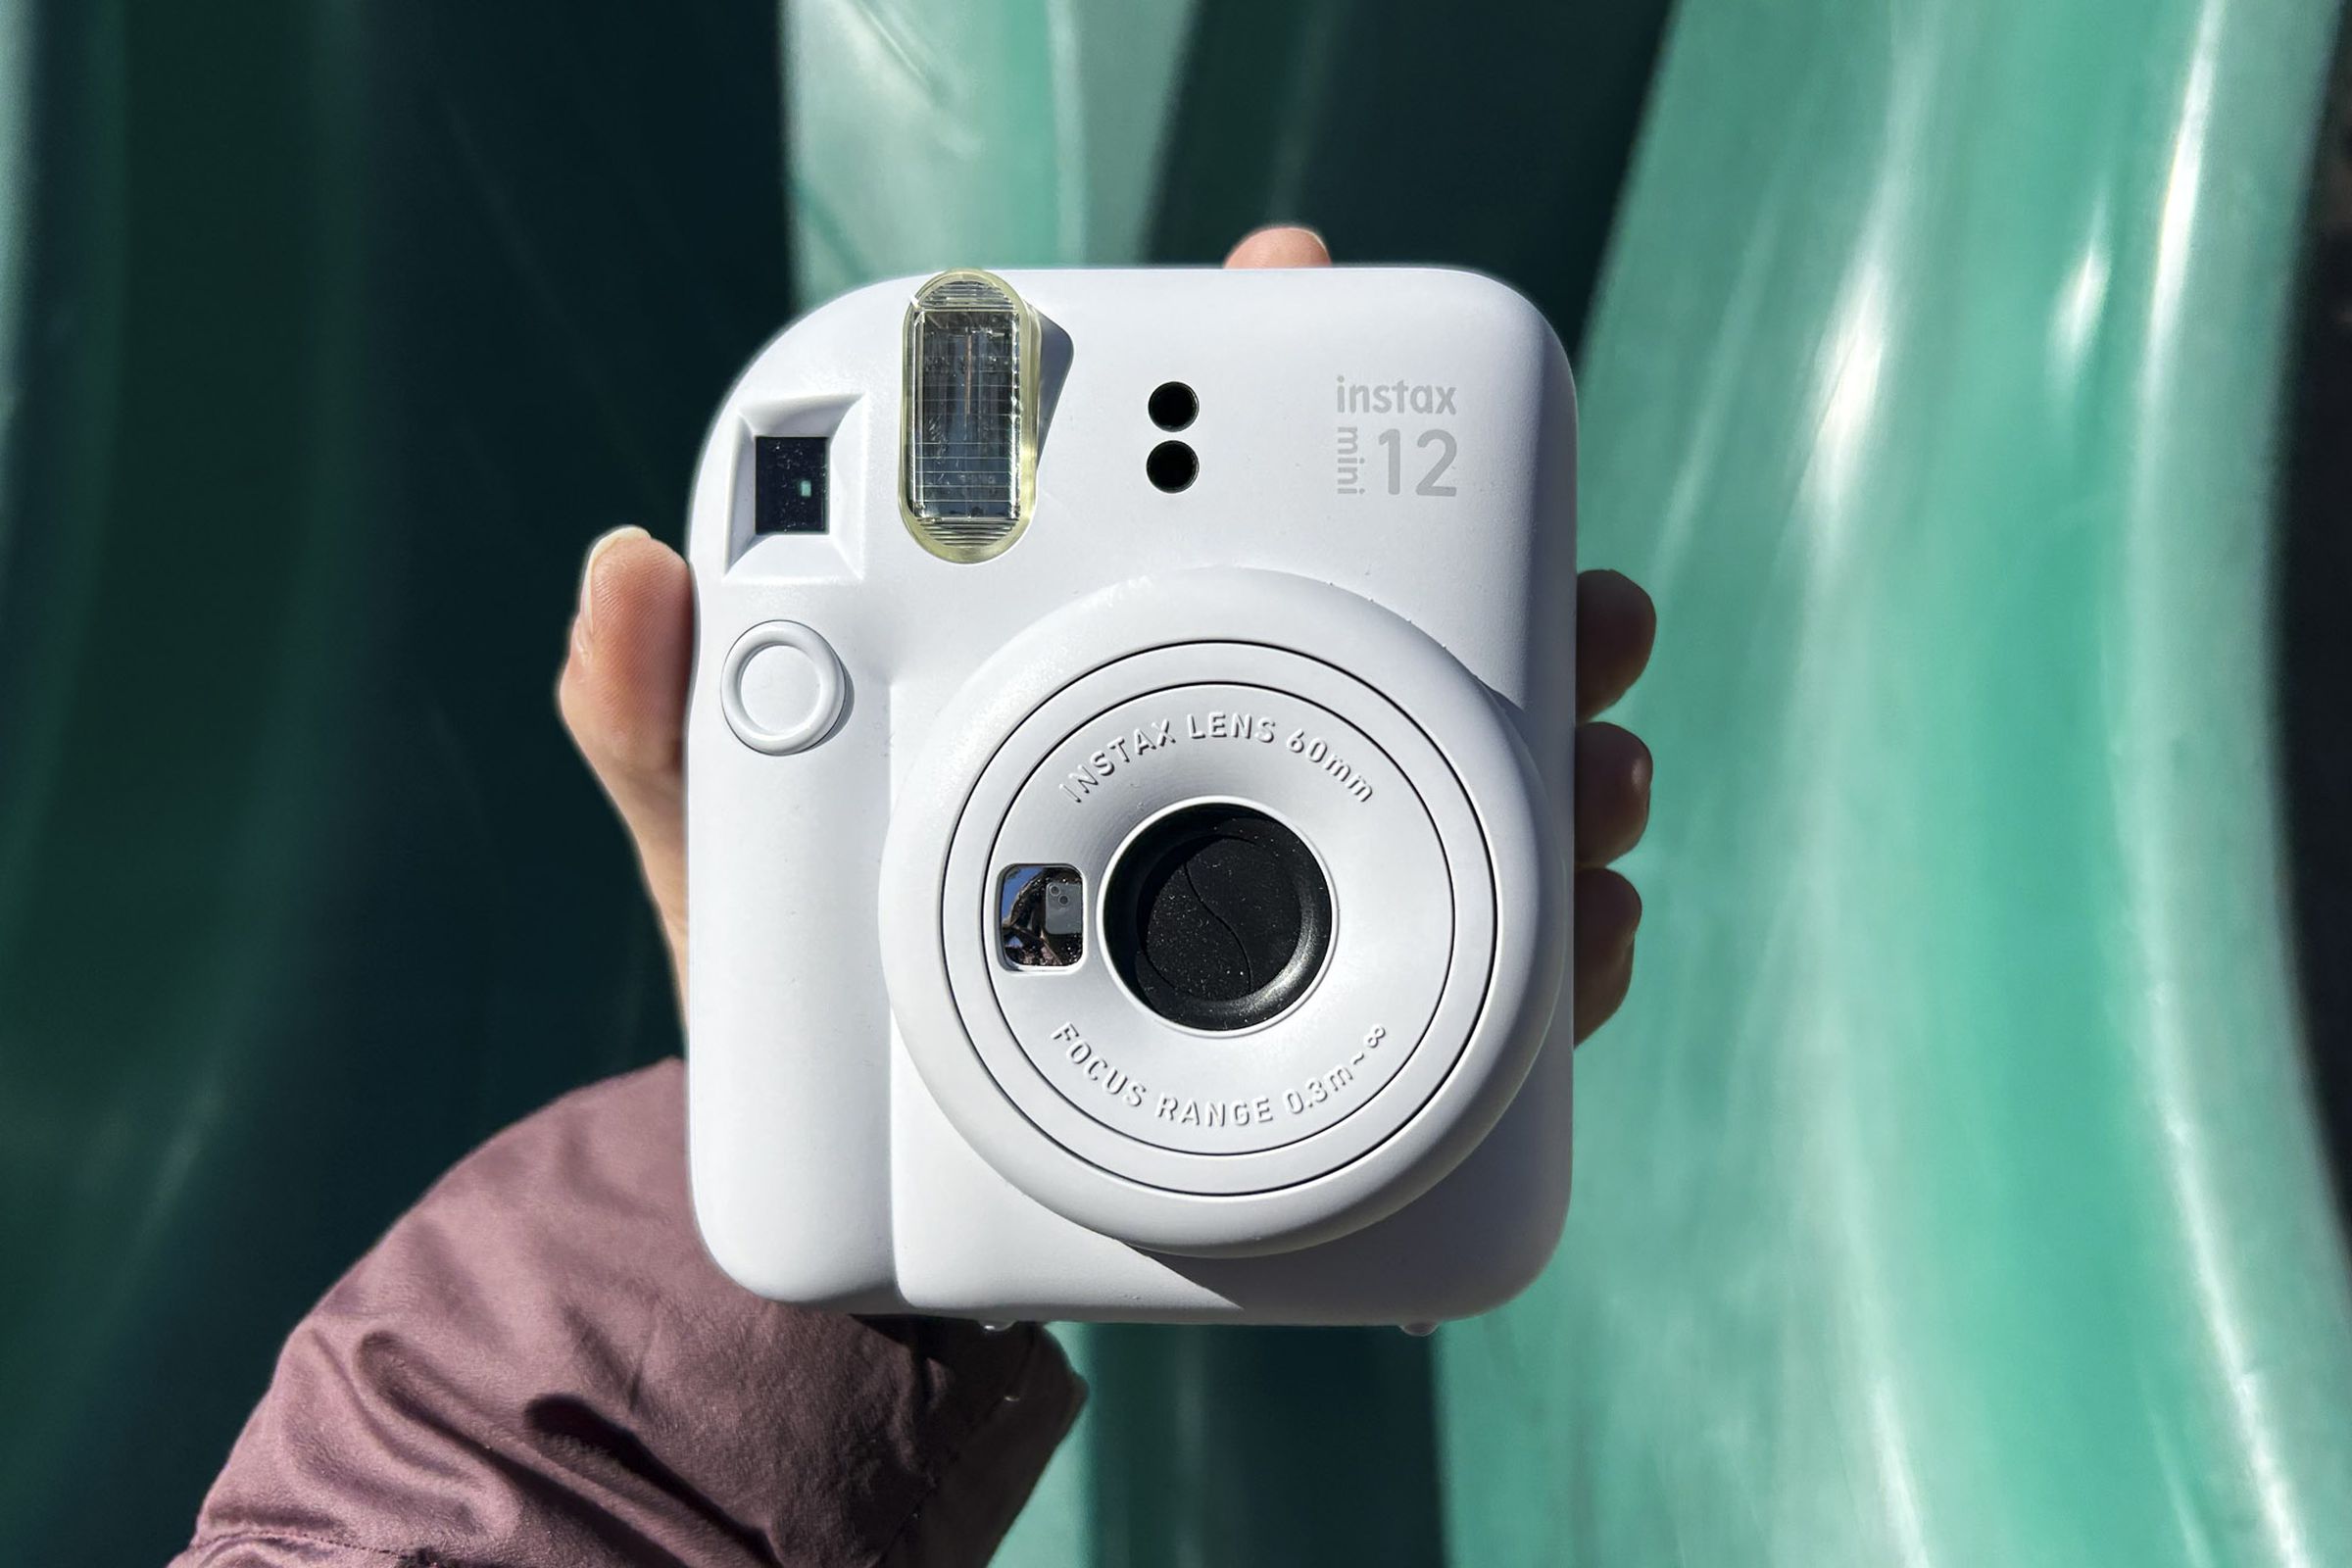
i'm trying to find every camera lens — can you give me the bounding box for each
[1103,804,1332,1031]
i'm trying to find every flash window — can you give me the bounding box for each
[901,270,1041,562]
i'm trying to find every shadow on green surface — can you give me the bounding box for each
[0,4,787,1562]
[2281,38,2352,1227]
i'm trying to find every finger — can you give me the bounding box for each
[1577,569,1657,720]
[1572,868,1642,1043]
[558,526,694,977]
[1573,722,1652,866]
[1224,225,1331,269]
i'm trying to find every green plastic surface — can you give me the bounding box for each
[5,1,2351,1564]
[1440,2,2352,1563]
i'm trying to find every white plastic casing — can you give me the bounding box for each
[685,267,1577,1324]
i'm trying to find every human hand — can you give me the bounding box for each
[559,225,1655,1041]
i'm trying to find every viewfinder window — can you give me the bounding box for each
[755,435,829,534]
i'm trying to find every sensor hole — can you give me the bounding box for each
[1147,440,1198,493]
[1148,380,1199,430]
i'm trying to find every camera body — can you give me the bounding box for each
[685,266,1577,1324]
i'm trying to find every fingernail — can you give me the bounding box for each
[576,525,649,654]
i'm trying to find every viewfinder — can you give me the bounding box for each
[755,436,830,533]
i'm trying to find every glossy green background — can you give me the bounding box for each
[4,2,2349,1564]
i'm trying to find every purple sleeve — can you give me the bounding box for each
[171,1059,1084,1568]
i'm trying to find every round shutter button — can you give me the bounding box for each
[720,621,846,755]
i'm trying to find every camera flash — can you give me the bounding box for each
[901,270,1041,562]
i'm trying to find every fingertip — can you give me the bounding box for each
[578,524,650,611]
[1574,867,1643,956]
[1581,568,1657,650]
[1576,568,1659,719]
[575,527,684,648]
[562,527,694,777]
[1573,724,1654,865]
[1570,869,1642,1044]
[1224,225,1332,269]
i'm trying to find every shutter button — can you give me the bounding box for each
[720,621,847,755]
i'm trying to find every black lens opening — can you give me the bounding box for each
[1103,805,1332,1032]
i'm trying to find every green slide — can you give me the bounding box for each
[4,1,2347,1563]
[795,1,2352,1562]
[1439,0,2352,1562]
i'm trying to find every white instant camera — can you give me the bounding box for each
[684,266,1576,1325]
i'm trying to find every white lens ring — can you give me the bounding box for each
[875,567,1567,1258]
[980,682,1455,1156]
[939,645,1495,1197]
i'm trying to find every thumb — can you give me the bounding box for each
[558,526,694,990]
